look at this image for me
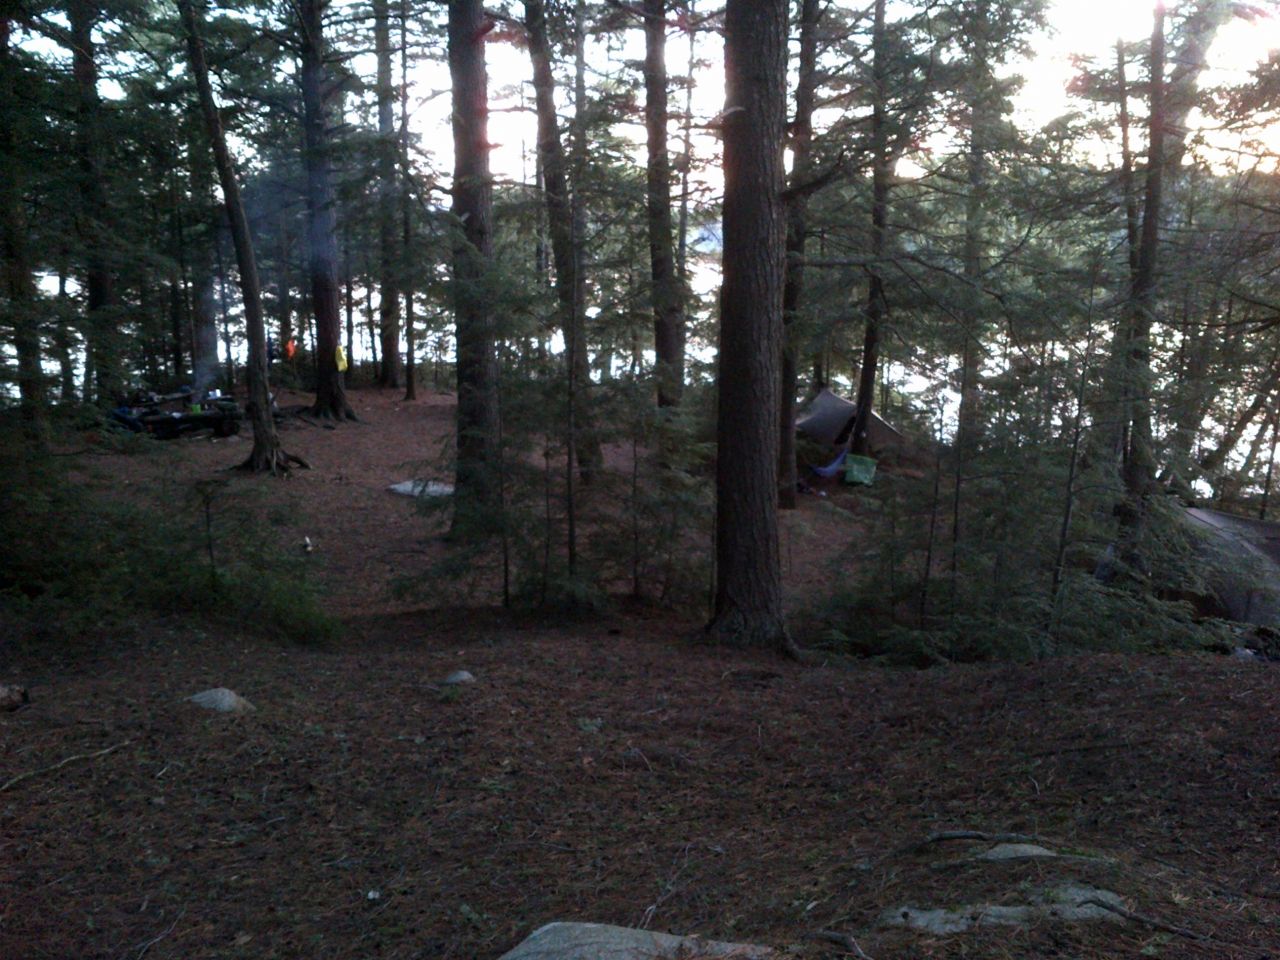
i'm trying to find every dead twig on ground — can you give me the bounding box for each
[807,929,875,959]
[131,907,185,959]
[0,740,132,793]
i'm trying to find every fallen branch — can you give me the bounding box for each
[0,740,132,793]
[1080,898,1219,944]
[807,929,875,959]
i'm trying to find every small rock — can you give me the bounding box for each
[1231,647,1259,660]
[443,670,475,686]
[187,687,255,714]
[0,684,29,712]
[496,922,772,960]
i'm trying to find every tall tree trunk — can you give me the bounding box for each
[1122,3,1166,504]
[344,244,355,377]
[300,0,356,420]
[643,0,684,407]
[67,0,118,404]
[675,1,696,284]
[180,0,302,473]
[955,0,989,449]
[276,216,294,349]
[374,0,402,387]
[400,0,416,402]
[167,168,188,383]
[850,0,890,458]
[778,0,820,508]
[54,264,78,401]
[706,0,795,656]
[449,0,501,515]
[569,0,602,481]
[1,18,45,444]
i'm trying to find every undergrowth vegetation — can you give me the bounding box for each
[804,436,1248,665]
[0,426,336,647]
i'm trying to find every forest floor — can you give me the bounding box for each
[3,387,1280,960]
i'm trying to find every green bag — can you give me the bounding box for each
[843,454,877,486]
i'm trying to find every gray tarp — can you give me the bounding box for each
[1185,507,1280,627]
[795,387,904,452]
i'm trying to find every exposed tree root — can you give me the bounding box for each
[1080,897,1223,944]
[306,402,359,423]
[238,448,311,475]
[0,741,132,793]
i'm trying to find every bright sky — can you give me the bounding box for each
[396,0,1280,193]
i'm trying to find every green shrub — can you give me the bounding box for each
[0,431,336,646]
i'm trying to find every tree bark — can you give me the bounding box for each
[1122,2,1166,503]
[400,0,416,402]
[300,0,356,420]
[569,0,602,481]
[778,0,820,508]
[67,0,118,404]
[0,18,45,444]
[706,0,795,656]
[850,0,890,458]
[643,0,684,407]
[180,0,302,473]
[374,0,402,388]
[449,0,501,515]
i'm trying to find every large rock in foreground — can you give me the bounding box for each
[496,922,772,960]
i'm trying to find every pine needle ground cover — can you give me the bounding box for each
[2,389,1277,959]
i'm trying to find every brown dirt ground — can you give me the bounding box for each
[3,388,1280,959]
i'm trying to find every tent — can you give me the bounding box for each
[795,388,905,453]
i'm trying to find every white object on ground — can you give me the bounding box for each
[388,480,455,498]
[186,688,255,714]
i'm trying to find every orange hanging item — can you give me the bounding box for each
[284,338,297,360]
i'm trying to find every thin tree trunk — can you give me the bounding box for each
[449,0,501,516]
[569,0,602,481]
[67,0,118,404]
[374,0,402,388]
[1,17,45,444]
[400,0,416,402]
[955,0,989,450]
[778,0,820,508]
[706,0,795,656]
[277,216,294,350]
[643,0,684,407]
[300,0,355,420]
[180,0,303,473]
[676,1,695,284]
[54,265,77,401]
[850,0,890,458]
[1123,3,1166,503]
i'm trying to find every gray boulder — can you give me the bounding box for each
[496,922,772,960]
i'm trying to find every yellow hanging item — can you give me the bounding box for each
[336,344,349,372]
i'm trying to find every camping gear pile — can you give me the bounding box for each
[109,388,243,440]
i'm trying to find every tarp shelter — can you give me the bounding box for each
[1185,507,1280,628]
[796,388,905,453]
